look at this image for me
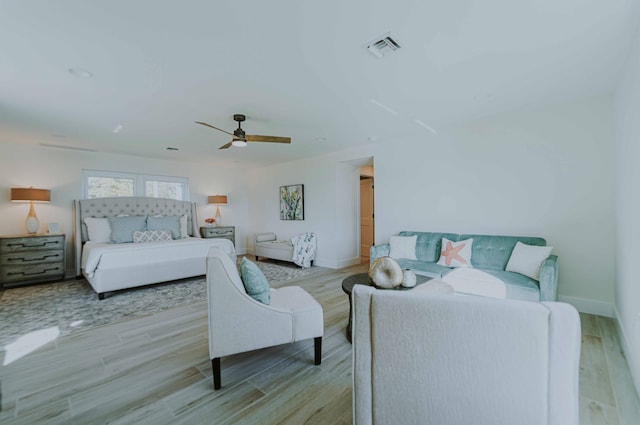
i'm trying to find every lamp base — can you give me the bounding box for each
[215,206,222,227]
[25,202,39,234]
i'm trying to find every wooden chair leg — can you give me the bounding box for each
[212,358,221,390]
[314,337,322,365]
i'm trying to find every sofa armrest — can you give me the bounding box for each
[370,244,390,266]
[539,255,558,302]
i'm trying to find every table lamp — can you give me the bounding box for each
[11,187,51,234]
[208,195,227,226]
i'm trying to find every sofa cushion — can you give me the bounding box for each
[395,259,452,278]
[460,234,547,271]
[481,270,541,302]
[399,231,458,262]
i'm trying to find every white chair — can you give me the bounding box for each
[352,284,581,425]
[206,247,324,389]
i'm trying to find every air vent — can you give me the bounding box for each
[365,33,402,59]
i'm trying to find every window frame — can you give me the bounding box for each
[82,169,190,200]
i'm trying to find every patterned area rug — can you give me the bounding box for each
[0,258,317,347]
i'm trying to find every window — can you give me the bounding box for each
[82,170,189,200]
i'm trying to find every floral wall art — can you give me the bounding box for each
[280,184,304,220]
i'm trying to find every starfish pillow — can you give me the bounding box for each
[436,238,474,268]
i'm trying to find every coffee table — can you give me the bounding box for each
[341,272,431,343]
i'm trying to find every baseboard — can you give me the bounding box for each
[614,305,640,398]
[336,256,361,269]
[558,295,614,317]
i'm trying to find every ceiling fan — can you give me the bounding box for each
[195,114,291,149]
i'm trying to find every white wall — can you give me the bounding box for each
[614,27,640,396]
[0,142,249,277]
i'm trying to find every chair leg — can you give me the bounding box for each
[314,337,322,365]
[212,358,221,390]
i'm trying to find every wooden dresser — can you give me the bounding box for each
[0,234,65,289]
[200,226,235,246]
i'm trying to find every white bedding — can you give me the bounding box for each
[82,237,235,278]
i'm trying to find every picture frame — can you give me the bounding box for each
[47,222,60,234]
[280,184,304,220]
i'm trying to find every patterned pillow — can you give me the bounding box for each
[133,229,173,243]
[436,238,474,268]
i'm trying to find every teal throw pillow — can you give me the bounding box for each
[108,215,147,243]
[239,257,270,304]
[147,215,181,239]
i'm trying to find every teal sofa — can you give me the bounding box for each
[370,231,558,301]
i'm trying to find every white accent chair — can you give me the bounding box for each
[206,247,324,390]
[352,285,581,425]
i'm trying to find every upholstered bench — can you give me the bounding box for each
[255,233,295,263]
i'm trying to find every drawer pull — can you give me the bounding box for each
[7,241,60,248]
[7,266,60,277]
[8,254,60,262]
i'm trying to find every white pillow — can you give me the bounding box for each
[180,214,188,238]
[84,217,111,243]
[436,238,473,268]
[389,235,417,260]
[506,242,553,281]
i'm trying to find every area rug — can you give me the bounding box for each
[0,258,318,347]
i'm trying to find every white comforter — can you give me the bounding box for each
[82,237,235,278]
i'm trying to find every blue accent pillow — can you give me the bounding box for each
[108,215,147,243]
[239,257,270,304]
[147,215,181,239]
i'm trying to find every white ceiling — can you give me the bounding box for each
[1,0,638,168]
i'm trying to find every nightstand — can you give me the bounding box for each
[0,234,65,289]
[200,226,235,246]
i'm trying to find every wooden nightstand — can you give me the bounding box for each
[200,226,235,246]
[0,234,65,289]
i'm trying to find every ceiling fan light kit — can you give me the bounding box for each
[196,114,291,150]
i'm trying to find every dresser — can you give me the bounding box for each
[0,234,66,288]
[200,226,235,246]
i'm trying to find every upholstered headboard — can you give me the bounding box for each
[73,197,200,276]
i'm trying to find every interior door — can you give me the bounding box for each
[360,177,374,263]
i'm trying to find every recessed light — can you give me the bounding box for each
[315,137,326,142]
[166,147,179,151]
[68,67,93,78]
[112,124,123,134]
[368,137,378,142]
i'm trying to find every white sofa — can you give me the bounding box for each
[352,285,581,425]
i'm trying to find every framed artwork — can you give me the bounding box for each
[280,184,304,220]
[47,222,60,234]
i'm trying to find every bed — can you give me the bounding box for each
[74,197,236,299]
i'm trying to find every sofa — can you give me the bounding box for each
[370,231,558,301]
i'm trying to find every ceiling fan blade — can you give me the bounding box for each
[218,141,233,150]
[195,121,235,137]
[245,135,291,144]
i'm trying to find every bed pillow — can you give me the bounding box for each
[133,229,173,243]
[506,242,553,281]
[436,238,473,268]
[108,215,147,243]
[389,235,418,260]
[84,217,111,243]
[147,215,182,239]
[180,214,189,238]
[239,257,270,305]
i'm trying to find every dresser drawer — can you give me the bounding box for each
[0,249,64,266]
[1,263,65,284]
[0,235,65,253]
[201,228,234,237]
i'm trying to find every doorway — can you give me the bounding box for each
[360,166,374,264]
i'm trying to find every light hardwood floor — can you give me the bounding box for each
[1,263,639,425]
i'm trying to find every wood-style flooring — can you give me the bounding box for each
[1,262,639,424]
